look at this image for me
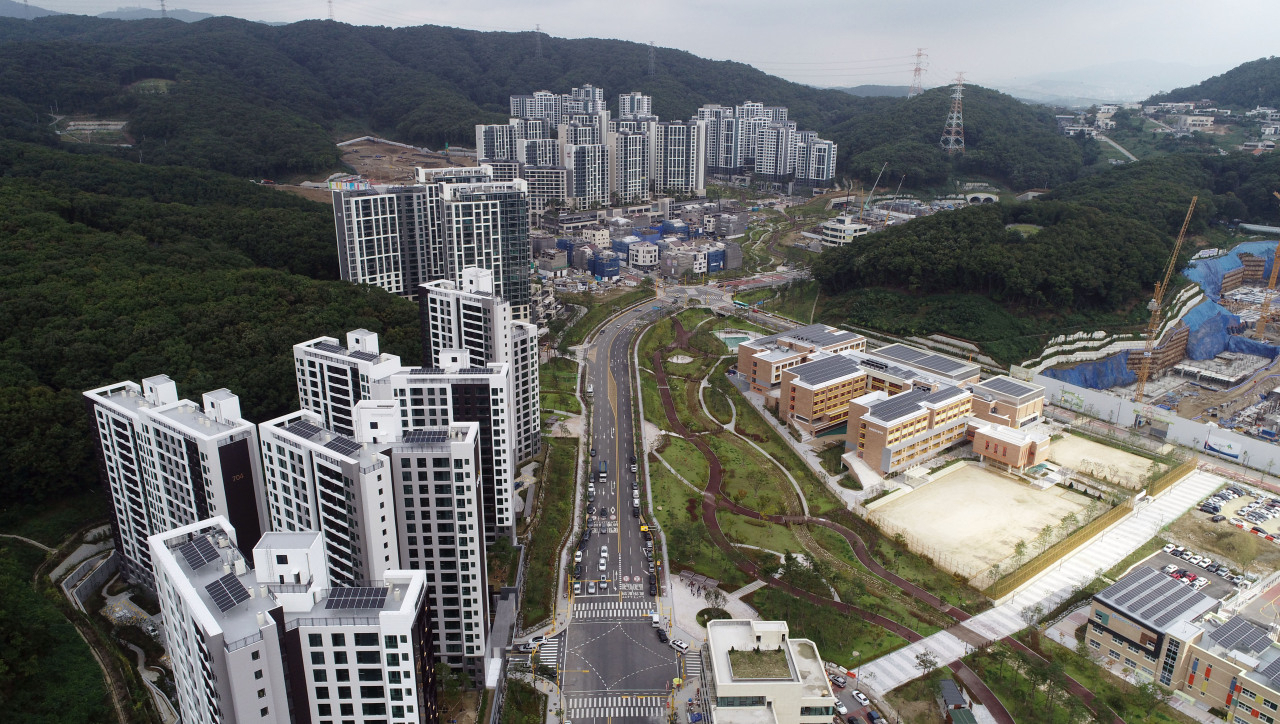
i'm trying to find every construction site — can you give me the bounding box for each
[1043,197,1280,445]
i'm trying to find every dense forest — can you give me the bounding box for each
[0,15,1079,188]
[812,202,1174,311]
[0,140,420,507]
[1148,56,1280,109]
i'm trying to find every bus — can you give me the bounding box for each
[732,300,749,308]
[599,461,607,482]
[586,384,594,396]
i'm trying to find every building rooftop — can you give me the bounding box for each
[705,620,832,699]
[867,344,979,381]
[971,376,1044,404]
[1198,615,1280,690]
[861,385,970,425]
[1095,566,1218,634]
[789,353,865,387]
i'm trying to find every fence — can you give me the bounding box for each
[1146,458,1197,498]
[985,499,1134,599]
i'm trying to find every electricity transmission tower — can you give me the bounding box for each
[159,0,167,18]
[939,72,966,154]
[907,48,927,98]
[328,0,334,21]
[535,24,542,58]
[648,41,656,75]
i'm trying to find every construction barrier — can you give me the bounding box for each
[985,499,1133,600]
[1144,458,1197,499]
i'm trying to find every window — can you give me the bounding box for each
[315,687,330,700]
[331,633,346,647]
[334,651,348,664]
[358,669,384,682]
[309,633,324,647]
[360,686,386,699]
[276,554,288,564]
[1108,650,1121,660]
[311,652,325,665]
[801,707,833,716]
[1243,688,1258,700]
[718,696,767,707]
[259,707,268,717]
[255,670,264,680]
[252,650,261,661]
[258,689,266,699]
[354,633,379,647]
[363,703,388,716]
[336,669,350,682]
[357,651,380,664]
[338,686,352,700]
[1088,640,1101,650]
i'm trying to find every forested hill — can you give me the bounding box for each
[1147,56,1280,109]
[0,15,1080,187]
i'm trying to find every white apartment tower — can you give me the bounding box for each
[794,132,838,184]
[754,122,797,179]
[651,120,706,196]
[150,517,436,724]
[419,268,541,462]
[561,139,610,209]
[85,376,266,588]
[294,333,516,542]
[609,128,651,203]
[618,91,652,119]
[475,123,515,162]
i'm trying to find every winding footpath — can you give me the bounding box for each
[646,318,1145,724]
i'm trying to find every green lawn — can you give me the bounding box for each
[540,392,581,415]
[707,433,796,516]
[817,442,847,475]
[734,288,776,306]
[640,371,668,429]
[520,438,578,628]
[676,307,715,329]
[667,377,712,433]
[704,386,734,425]
[638,318,675,372]
[539,358,581,413]
[750,587,907,668]
[763,280,821,324]
[559,285,656,352]
[0,543,112,724]
[657,436,709,489]
[500,678,546,724]
[650,459,751,589]
[717,510,804,554]
[1105,535,1168,579]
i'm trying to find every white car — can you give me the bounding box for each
[574,550,583,563]
[599,558,608,572]
[852,691,870,707]
[1188,555,1203,566]
[670,639,689,652]
[600,545,609,558]
[1161,543,1175,554]
[1162,564,1178,574]
[833,700,848,716]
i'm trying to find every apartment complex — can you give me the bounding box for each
[702,619,839,724]
[331,167,532,320]
[696,102,837,183]
[151,517,436,724]
[295,332,517,542]
[84,376,266,587]
[418,267,541,463]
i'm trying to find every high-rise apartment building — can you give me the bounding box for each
[522,165,570,218]
[294,332,516,542]
[651,120,706,196]
[609,129,651,203]
[258,406,493,676]
[85,376,266,588]
[618,91,652,119]
[697,105,744,176]
[150,517,437,724]
[474,123,516,163]
[509,90,564,127]
[517,138,559,167]
[332,168,532,320]
[419,268,541,462]
[793,132,838,184]
[754,122,796,179]
[561,140,610,208]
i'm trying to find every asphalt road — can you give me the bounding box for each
[558,299,682,721]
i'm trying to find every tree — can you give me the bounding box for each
[1036,524,1054,554]
[1134,680,1170,711]
[913,648,939,676]
[704,586,728,611]
[1013,540,1028,566]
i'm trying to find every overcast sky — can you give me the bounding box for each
[33,1,1280,92]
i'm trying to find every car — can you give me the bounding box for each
[867,713,883,723]
[1253,526,1267,535]
[1171,571,1184,579]
[600,545,609,558]
[629,454,638,464]
[1200,558,1215,569]
[573,564,583,578]
[529,636,545,646]
[600,579,608,592]
[632,480,639,490]
[1212,514,1227,523]
[643,531,653,541]
[1162,564,1178,574]
[588,581,597,594]
[517,642,536,653]
[657,630,669,643]
[574,550,583,563]
[650,573,657,585]
[590,448,596,457]
[670,639,689,651]
[633,508,640,518]
[572,581,582,595]
[833,701,848,716]
[1193,578,1210,590]
[1188,555,1203,566]
[1217,565,1232,576]
[829,674,847,688]
[650,583,658,595]
[1162,543,1176,553]
[598,558,608,572]
[852,691,870,707]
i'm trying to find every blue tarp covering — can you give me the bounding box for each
[1042,350,1137,388]
[1047,241,1280,388]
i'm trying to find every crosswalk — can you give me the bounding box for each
[682,649,702,679]
[538,637,561,666]
[566,695,668,720]
[573,599,655,620]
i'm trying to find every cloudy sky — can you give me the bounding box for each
[32,0,1280,94]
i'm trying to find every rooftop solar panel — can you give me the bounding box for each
[1258,657,1280,686]
[1211,616,1271,653]
[348,350,378,362]
[793,355,861,386]
[284,421,322,439]
[404,430,449,444]
[325,587,389,610]
[324,437,364,457]
[312,341,348,355]
[178,536,220,569]
[867,390,929,422]
[980,377,1039,398]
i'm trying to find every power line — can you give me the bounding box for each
[908,48,927,98]
[741,53,917,66]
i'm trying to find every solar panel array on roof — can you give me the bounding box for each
[178,536,220,569]
[1257,656,1280,686]
[404,430,449,444]
[324,437,364,457]
[793,355,861,386]
[284,421,322,439]
[205,572,251,613]
[312,341,348,355]
[348,350,379,362]
[867,389,928,422]
[459,368,495,375]
[924,386,968,405]
[872,344,971,376]
[325,587,389,610]
[1097,567,1215,631]
[1211,616,1271,653]
[980,377,1039,398]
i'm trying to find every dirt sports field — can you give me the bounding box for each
[872,463,1091,580]
[1048,434,1160,489]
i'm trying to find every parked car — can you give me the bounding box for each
[573,581,582,595]
[1212,515,1227,523]
[828,674,846,689]
[1162,564,1178,574]
[657,629,669,643]
[852,691,870,707]
[1162,543,1176,554]
[670,639,689,652]
[834,700,848,716]
[588,581,597,594]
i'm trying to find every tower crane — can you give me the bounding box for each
[1134,196,1197,403]
[1254,190,1280,340]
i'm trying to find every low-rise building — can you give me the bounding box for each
[848,385,974,475]
[703,619,839,724]
[817,215,871,247]
[737,324,867,394]
[969,376,1045,429]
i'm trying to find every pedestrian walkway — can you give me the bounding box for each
[573,599,655,621]
[729,580,766,597]
[859,469,1224,695]
[682,649,703,680]
[566,695,668,720]
[538,636,562,666]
